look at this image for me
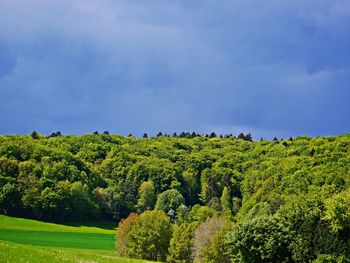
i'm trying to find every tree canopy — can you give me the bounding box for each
[0,132,350,262]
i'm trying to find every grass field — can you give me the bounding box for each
[0,215,154,263]
[0,241,153,263]
[0,215,116,250]
[0,229,115,250]
[0,214,116,234]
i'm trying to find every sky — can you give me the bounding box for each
[0,0,349,139]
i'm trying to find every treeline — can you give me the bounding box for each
[0,131,255,220]
[0,132,349,261]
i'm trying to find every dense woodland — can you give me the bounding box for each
[0,132,350,262]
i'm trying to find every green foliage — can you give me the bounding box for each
[0,133,349,223]
[0,183,20,213]
[1,133,350,262]
[126,210,173,261]
[117,213,139,257]
[277,195,350,262]
[226,216,292,263]
[167,222,198,263]
[232,196,242,215]
[193,216,232,263]
[187,205,218,224]
[155,189,185,213]
[221,186,232,217]
[312,254,350,263]
[202,220,233,263]
[136,181,156,213]
[323,189,350,233]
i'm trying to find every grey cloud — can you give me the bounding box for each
[0,0,349,138]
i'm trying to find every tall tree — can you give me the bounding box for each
[136,181,156,213]
[221,187,232,217]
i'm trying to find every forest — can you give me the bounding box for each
[0,132,349,262]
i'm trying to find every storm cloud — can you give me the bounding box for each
[0,0,349,139]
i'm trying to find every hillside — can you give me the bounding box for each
[0,215,153,263]
[1,133,350,262]
[1,133,349,221]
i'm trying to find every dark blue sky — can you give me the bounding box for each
[1,1,349,139]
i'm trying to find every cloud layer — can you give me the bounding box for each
[1,0,349,139]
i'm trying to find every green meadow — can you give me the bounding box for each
[0,215,153,263]
[0,214,116,234]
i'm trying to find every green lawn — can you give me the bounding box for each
[0,215,156,262]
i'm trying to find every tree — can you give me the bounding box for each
[238,133,245,140]
[117,213,139,257]
[221,187,232,217]
[209,132,217,138]
[244,133,253,142]
[277,196,349,262]
[226,216,292,263]
[312,254,350,263]
[69,181,100,219]
[136,181,156,213]
[155,189,185,213]
[167,222,198,263]
[323,189,350,233]
[193,216,231,263]
[48,131,61,138]
[0,183,20,214]
[179,132,186,138]
[208,197,221,211]
[127,210,173,261]
[203,220,233,263]
[187,205,218,224]
[175,204,189,224]
[232,196,242,216]
[31,131,40,139]
[143,133,148,138]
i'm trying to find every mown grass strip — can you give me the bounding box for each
[0,215,116,234]
[0,229,115,250]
